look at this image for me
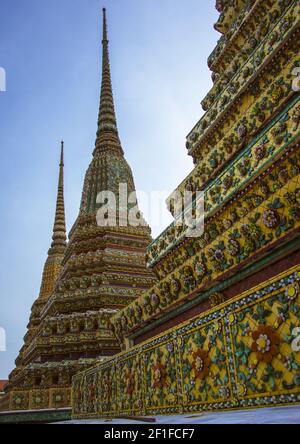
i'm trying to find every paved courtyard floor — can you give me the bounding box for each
[58,405,300,424]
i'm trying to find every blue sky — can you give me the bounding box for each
[0,0,219,379]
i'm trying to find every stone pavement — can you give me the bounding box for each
[58,405,300,424]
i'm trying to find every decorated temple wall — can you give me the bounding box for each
[3,1,300,420]
[72,264,300,418]
[153,94,300,267]
[1,356,104,411]
[207,0,296,103]
[119,0,300,361]
[133,250,300,346]
[214,0,248,35]
[0,395,9,412]
[2,388,71,412]
[112,139,300,345]
[170,34,299,215]
[188,2,299,162]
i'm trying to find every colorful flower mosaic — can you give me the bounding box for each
[153,95,300,268]
[72,266,300,418]
[113,145,300,340]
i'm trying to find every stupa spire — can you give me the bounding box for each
[49,141,67,254]
[94,8,124,155]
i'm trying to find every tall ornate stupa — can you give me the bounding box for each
[0,9,156,418]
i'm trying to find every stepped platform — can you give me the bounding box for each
[60,405,300,425]
[0,408,71,424]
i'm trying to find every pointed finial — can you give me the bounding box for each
[94,8,124,156]
[60,140,64,166]
[49,142,67,254]
[102,8,108,42]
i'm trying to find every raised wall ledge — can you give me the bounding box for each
[203,0,297,113]
[0,409,71,424]
[72,264,300,418]
[116,229,300,345]
[112,145,300,339]
[187,10,300,158]
[148,96,300,267]
[214,0,249,35]
[209,0,265,73]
